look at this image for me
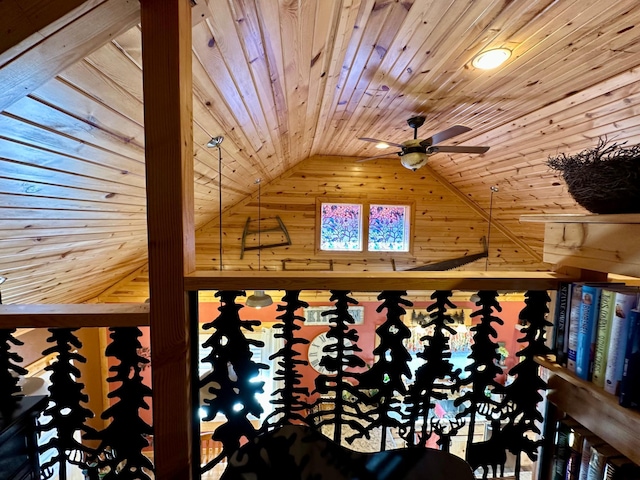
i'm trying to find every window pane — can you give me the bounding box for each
[368,204,410,252]
[320,203,362,251]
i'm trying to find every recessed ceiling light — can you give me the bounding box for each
[472,48,511,70]
[375,142,389,149]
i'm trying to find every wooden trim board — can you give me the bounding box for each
[0,303,149,328]
[185,270,574,292]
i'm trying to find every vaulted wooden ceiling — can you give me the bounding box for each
[2,0,640,304]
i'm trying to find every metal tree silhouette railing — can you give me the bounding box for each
[198,288,550,480]
[0,285,551,480]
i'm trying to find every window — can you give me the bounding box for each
[368,204,410,252]
[319,201,411,253]
[319,203,362,251]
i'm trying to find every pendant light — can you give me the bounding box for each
[246,179,273,309]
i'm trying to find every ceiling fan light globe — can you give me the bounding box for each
[401,151,428,171]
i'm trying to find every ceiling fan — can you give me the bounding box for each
[358,116,490,171]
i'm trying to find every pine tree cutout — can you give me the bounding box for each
[200,290,267,471]
[310,290,371,445]
[499,290,551,479]
[38,328,97,480]
[454,290,504,459]
[355,290,412,450]
[0,288,27,415]
[403,290,462,447]
[85,327,153,480]
[0,328,27,415]
[262,290,310,430]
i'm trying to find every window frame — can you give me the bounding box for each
[315,198,415,256]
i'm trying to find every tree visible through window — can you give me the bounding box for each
[320,203,362,251]
[368,204,410,252]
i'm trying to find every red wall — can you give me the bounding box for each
[111,298,526,427]
[197,298,526,401]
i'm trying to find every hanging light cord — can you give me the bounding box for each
[207,135,225,271]
[256,179,262,271]
[485,185,499,271]
[218,145,223,271]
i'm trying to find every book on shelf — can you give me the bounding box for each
[553,419,575,480]
[576,285,604,381]
[548,288,559,352]
[567,424,589,480]
[603,290,639,395]
[592,288,616,388]
[567,284,584,373]
[592,285,637,388]
[579,435,605,480]
[603,455,640,480]
[553,282,572,366]
[619,308,640,409]
[586,444,622,480]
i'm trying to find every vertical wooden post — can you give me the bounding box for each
[189,291,201,480]
[140,0,195,478]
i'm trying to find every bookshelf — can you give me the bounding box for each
[522,214,640,468]
[535,356,640,465]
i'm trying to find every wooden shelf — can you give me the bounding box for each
[185,270,574,292]
[520,214,640,224]
[520,214,640,277]
[535,356,640,465]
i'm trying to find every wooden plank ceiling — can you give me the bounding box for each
[2,0,640,304]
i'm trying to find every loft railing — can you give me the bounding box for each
[0,272,574,479]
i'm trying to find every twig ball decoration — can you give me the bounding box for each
[547,137,640,214]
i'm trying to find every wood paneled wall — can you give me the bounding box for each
[100,156,547,302]
[196,155,547,272]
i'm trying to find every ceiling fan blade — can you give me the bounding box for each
[423,125,472,146]
[358,137,405,149]
[356,151,402,162]
[428,145,490,154]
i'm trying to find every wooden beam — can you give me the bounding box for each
[425,165,544,263]
[185,270,575,292]
[0,0,92,64]
[77,327,110,436]
[0,0,140,112]
[0,303,149,328]
[141,0,195,478]
[521,214,640,278]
